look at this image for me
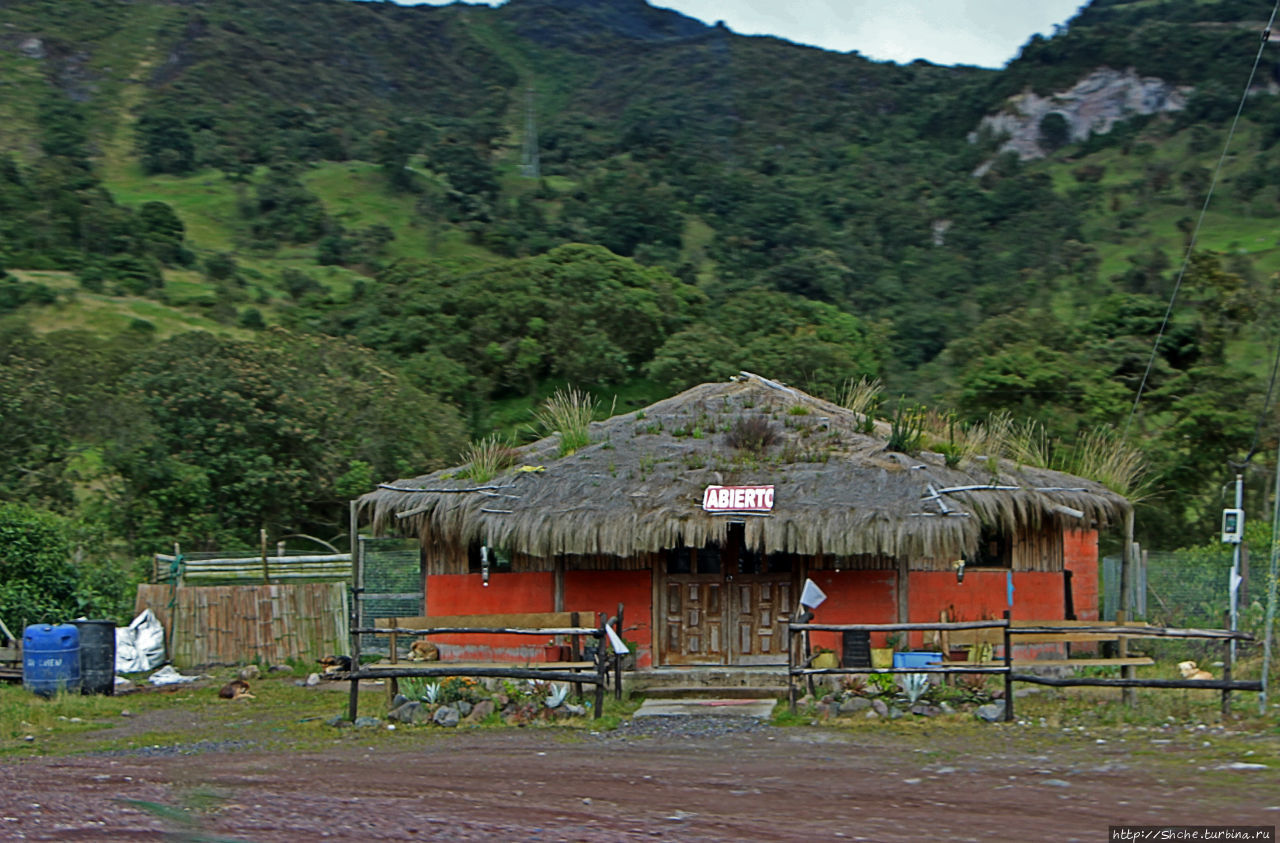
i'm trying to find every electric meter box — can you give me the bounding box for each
[1221,508,1244,544]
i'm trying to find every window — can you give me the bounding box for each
[467,543,512,574]
[665,543,722,574]
[970,527,1011,568]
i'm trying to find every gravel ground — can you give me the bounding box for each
[2,713,1277,841]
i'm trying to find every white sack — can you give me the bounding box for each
[115,609,166,673]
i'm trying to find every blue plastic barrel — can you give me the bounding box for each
[23,624,81,697]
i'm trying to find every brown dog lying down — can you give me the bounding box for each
[218,679,255,700]
[409,639,440,661]
[318,654,352,675]
[1178,660,1214,680]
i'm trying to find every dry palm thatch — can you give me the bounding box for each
[361,373,1131,561]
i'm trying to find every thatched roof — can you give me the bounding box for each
[361,373,1131,560]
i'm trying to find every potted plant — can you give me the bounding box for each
[872,632,902,669]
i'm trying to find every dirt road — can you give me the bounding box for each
[1,715,1276,841]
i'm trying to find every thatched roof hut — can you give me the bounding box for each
[362,373,1130,563]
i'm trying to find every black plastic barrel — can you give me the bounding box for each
[841,629,872,668]
[73,619,116,695]
[23,624,81,696]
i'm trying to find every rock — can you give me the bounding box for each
[388,701,429,725]
[939,702,955,715]
[871,699,889,717]
[839,697,872,715]
[325,715,350,728]
[19,37,44,59]
[910,704,941,717]
[305,673,321,687]
[888,707,905,719]
[976,701,1006,722]
[1044,779,1071,787]
[968,68,1189,167]
[114,678,135,694]
[433,705,460,727]
[1013,686,1040,698]
[353,716,382,729]
[456,700,473,717]
[269,664,291,673]
[563,703,586,717]
[391,694,409,710]
[238,665,261,681]
[865,709,880,719]
[463,700,496,724]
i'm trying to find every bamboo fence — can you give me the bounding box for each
[135,583,349,667]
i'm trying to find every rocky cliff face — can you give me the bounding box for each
[969,67,1190,163]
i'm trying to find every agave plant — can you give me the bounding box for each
[421,680,442,704]
[897,672,930,705]
[544,682,570,709]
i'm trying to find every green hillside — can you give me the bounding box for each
[3,0,1280,617]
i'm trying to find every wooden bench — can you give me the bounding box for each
[941,620,1156,670]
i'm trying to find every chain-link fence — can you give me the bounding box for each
[1103,549,1273,663]
[356,536,422,657]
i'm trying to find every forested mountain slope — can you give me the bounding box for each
[2,0,1279,616]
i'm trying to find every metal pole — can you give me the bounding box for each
[1262,447,1280,714]
[1231,474,1243,663]
[348,500,361,722]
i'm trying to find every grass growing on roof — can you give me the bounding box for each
[533,387,596,457]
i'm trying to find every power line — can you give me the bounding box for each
[1123,4,1280,438]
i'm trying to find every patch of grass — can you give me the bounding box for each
[533,386,596,457]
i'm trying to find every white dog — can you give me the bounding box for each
[1178,660,1213,680]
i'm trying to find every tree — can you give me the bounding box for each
[0,503,76,626]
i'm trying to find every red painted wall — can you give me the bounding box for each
[1063,529,1099,621]
[564,570,653,669]
[908,570,1068,649]
[807,570,897,652]
[425,572,554,660]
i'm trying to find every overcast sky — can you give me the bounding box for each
[387,1,1088,68]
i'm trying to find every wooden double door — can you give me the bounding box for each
[659,536,796,665]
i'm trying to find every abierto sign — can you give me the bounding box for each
[702,485,775,513]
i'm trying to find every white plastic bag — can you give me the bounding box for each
[147,665,198,686]
[115,609,166,673]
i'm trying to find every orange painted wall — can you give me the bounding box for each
[1063,529,1099,620]
[564,570,653,668]
[425,572,554,660]
[806,570,897,652]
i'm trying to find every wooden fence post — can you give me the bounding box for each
[787,622,797,714]
[593,616,606,719]
[1003,610,1014,722]
[1222,611,1233,718]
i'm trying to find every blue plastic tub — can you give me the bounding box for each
[23,624,81,697]
[892,651,942,669]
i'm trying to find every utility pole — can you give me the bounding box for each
[520,86,539,179]
[1230,474,1243,662]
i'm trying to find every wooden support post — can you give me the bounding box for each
[1002,610,1014,722]
[386,617,400,707]
[1222,612,1233,719]
[614,603,624,700]
[260,527,271,585]
[1118,617,1134,709]
[787,622,797,714]
[593,619,605,720]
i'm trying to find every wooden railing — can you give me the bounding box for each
[786,611,1260,720]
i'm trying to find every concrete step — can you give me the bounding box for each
[632,685,784,700]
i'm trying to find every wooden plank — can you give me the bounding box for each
[373,612,580,629]
[965,657,1155,668]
